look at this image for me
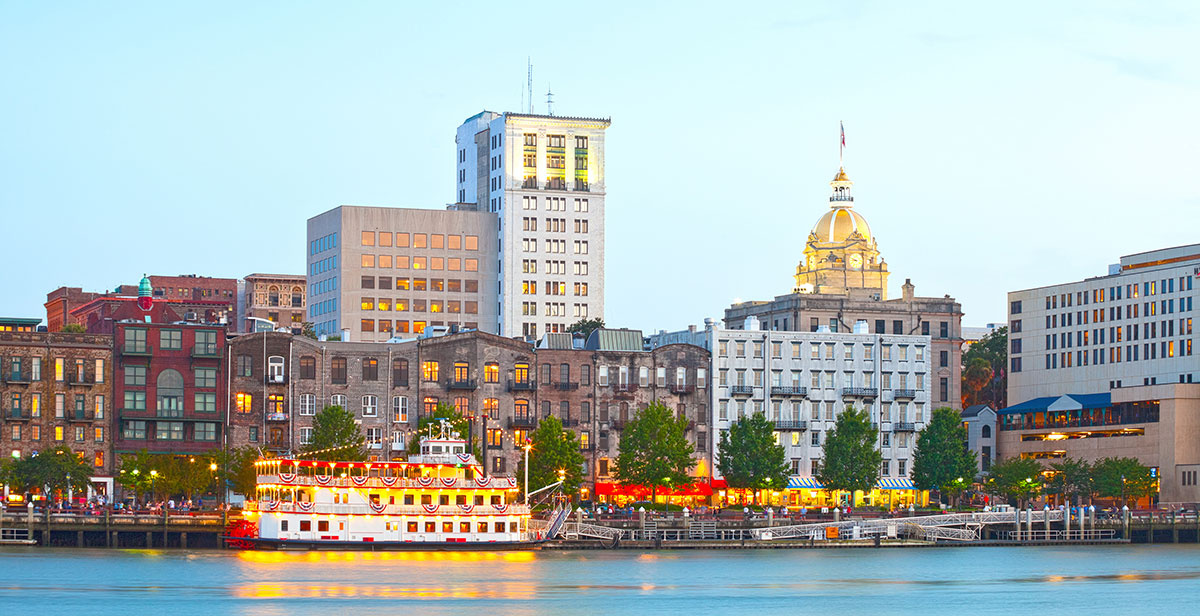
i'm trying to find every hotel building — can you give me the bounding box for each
[1001,244,1200,504]
[455,111,609,339]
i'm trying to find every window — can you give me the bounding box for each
[156,421,184,441]
[123,420,147,440]
[156,369,184,417]
[362,395,378,416]
[299,393,316,415]
[125,365,146,386]
[392,358,409,386]
[195,367,217,388]
[195,392,216,412]
[196,423,217,441]
[392,396,409,423]
[363,358,379,381]
[300,356,316,379]
[237,355,253,377]
[160,329,182,350]
[236,392,253,413]
[422,361,439,382]
[123,328,147,353]
[331,358,347,384]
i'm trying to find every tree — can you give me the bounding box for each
[116,450,158,499]
[614,401,695,504]
[1092,457,1156,507]
[566,318,605,339]
[211,446,264,498]
[961,358,993,407]
[408,403,475,455]
[300,321,318,340]
[817,406,881,502]
[1046,457,1094,506]
[911,407,978,506]
[984,457,1044,508]
[61,323,86,333]
[516,416,586,498]
[716,412,790,495]
[302,406,366,461]
[962,326,1007,408]
[9,446,95,498]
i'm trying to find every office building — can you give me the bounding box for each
[243,273,307,333]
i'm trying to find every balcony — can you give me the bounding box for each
[668,382,694,395]
[521,177,538,189]
[562,418,580,428]
[544,179,568,191]
[508,415,537,429]
[120,344,152,357]
[842,387,878,398]
[265,374,287,385]
[5,372,30,384]
[5,408,29,420]
[448,379,478,391]
[191,345,220,359]
[66,375,95,387]
[507,379,537,392]
[613,382,638,393]
[729,385,754,396]
[574,180,590,192]
[773,420,808,431]
[266,412,289,422]
[893,388,918,399]
[68,410,94,422]
[555,381,580,391]
[772,386,808,397]
[893,422,917,432]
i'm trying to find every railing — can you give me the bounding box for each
[729,385,754,396]
[562,418,580,428]
[574,181,590,192]
[842,387,878,397]
[191,345,219,358]
[265,374,287,385]
[893,389,918,399]
[5,408,29,420]
[772,386,808,396]
[5,372,30,384]
[448,379,478,391]
[247,500,530,517]
[255,475,521,491]
[120,344,152,356]
[68,410,94,421]
[613,382,637,393]
[66,376,95,386]
[893,422,917,432]
[508,416,537,429]
[773,420,808,431]
[522,178,538,189]
[556,381,579,391]
[544,179,568,190]
[507,379,537,392]
[266,412,288,422]
[999,529,1117,541]
[668,382,694,395]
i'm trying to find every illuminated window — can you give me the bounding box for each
[361,298,375,310]
[430,301,442,313]
[379,232,392,247]
[448,258,461,271]
[361,254,375,268]
[431,234,444,249]
[413,257,426,270]
[412,321,426,334]
[423,396,438,415]
[484,363,499,383]
[447,235,461,250]
[465,236,478,250]
[431,257,444,270]
[379,255,393,268]
[361,319,374,332]
[361,231,375,246]
[422,361,439,382]
[378,299,390,311]
[396,256,410,269]
[396,233,409,247]
[454,397,469,414]
[413,234,427,248]
[236,392,253,413]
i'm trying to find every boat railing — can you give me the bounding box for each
[247,501,530,517]
[256,474,519,490]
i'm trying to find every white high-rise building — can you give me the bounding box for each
[456,111,610,339]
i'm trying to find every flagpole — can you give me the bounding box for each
[839,121,844,169]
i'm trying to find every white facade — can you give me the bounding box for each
[710,317,932,483]
[1007,244,1199,404]
[456,112,610,339]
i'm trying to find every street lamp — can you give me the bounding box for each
[209,463,219,510]
[150,469,158,503]
[523,440,532,505]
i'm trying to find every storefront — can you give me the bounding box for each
[780,476,928,509]
[595,479,714,507]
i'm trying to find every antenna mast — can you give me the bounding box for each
[546,84,554,116]
[527,58,534,114]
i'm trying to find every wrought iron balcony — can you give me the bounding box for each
[521,177,538,189]
[772,420,808,431]
[266,412,289,422]
[842,387,878,397]
[66,375,96,387]
[544,179,568,191]
[772,386,808,397]
[507,379,537,392]
[555,381,580,391]
[508,415,537,429]
[893,422,917,432]
[729,385,754,396]
[265,374,287,385]
[5,407,29,420]
[448,379,478,391]
[613,382,637,393]
[893,388,918,399]
[574,181,590,192]
[120,344,152,357]
[68,410,94,422]
[561,418,580,428]
[5,372,30,384]
[668,382,694,395]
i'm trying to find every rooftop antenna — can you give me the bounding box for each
[527,58,534,114]
[546,84,554,116]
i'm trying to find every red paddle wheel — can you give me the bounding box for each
[224,519,259,549]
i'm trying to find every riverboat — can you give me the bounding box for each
[230,423,552,550]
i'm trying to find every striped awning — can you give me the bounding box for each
[787,476,825,489]
[876,477,916,490]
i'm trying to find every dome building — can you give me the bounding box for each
[794,167,889,298]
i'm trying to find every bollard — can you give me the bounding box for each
[1122,506,1131,540]
[767,507,774,527]
[638,507,646,530]
[1044,506,1051,534]
[834,507,841,523]
[1025,509,1033,540]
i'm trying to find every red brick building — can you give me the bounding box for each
[47,274,238,333]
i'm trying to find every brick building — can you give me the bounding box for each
[48,274,238,334]
[242,273,307,334]
[45,288,107,332]
[0,328,114,496]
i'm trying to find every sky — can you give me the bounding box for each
[2,1,1199,332]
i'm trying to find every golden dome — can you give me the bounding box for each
[833,167,851,182]
[811,206,872,244]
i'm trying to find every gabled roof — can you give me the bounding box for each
[585,328,644,352]
[539,332,577,350]
[999,393,1111,414]
[961,404,994,418]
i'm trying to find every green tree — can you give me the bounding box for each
[911,407,979,506]
[817,406,881,501]
[302,406,366,461]
[614,401,695,504]
[61,323,86,333]
[566,318,605,338]
[1092,457,1156,507]
[962,326,1007,408]
[1046,457,1094,506]
[985,457,1044,508]
[9,446,95,497]
[212,446,265,498]
[716,412,790,494]
[407,403,476,456]
[116,450,157,499]
[300,321,318,340]
[515,416,586,498]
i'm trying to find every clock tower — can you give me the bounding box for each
[793,167,889,298]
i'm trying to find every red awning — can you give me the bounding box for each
[595,481,713,497]
[710,478,727,490]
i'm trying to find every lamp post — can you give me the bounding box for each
[209,462,219,510]
[523,440,532,505]
[150,470,158,504]
[557,469,566,506]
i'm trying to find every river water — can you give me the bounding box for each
[1,545,1198,614]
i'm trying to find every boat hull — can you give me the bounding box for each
[225,535,545,551]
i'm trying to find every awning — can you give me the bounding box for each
[787,476,825,489]
[594,481,713,497]
[876,477,916,490]
[710,478,727,490]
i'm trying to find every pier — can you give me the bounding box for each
[1,510,230,549]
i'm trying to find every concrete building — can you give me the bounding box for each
[962,323,1003,351]
[456,111,610,339]
[0,328,114,496]
[243,273,307,333]
[709,316,932,507]
[724,166,963,409]
[1006,244,1198,403]
[305,205,499,342]
[960,404,996,477]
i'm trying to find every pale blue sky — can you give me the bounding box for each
[2,2,1198,331]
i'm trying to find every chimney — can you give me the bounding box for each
[902,278,915,302]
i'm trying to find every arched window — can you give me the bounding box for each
[981,425,992,438]
[268,285,280,307]
[267,356,285,382]
[291,286,303,308]
[156,369,184,417]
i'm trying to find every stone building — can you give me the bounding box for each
[724,165,963,409]
[242,273,307,333]
[0,328,114,495]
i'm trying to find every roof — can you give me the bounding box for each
[538,332,577,350]
[999,393,1111,414]
[244,273,306,280]
[0,317,42,326]
[585,328,644,352]
[960,404,994,418]
[504,112,611,127]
